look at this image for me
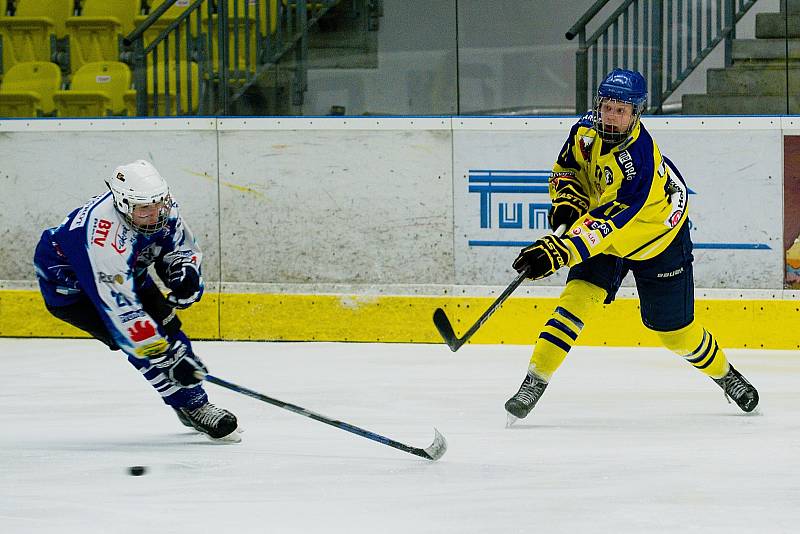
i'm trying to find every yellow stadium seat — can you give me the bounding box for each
[0,61,62,117]
[0,0,73,72]
[66,0,140,72]
[54,61,131,117]
[125,60,200,116]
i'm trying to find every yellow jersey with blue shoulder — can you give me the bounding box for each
[551,111,689,266]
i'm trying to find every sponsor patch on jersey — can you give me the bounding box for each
[92,218,114,247]
[667,210,683,228]
[615,150,637,181]
[111,224,129,254]
[69,194,104,231]
[584,218,612,237]
[571,227,582,236]
[70,205,91,231]
[136,339,169,358]
[128,320,157,342]
[119,309,147,323]
[585,230,600,248]
[98,272,125,285]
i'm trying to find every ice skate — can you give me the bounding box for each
[504,371,549,426]
[712,364,759,413]
[179,403,242,443]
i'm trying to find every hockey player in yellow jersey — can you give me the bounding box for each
[504,68,759,422]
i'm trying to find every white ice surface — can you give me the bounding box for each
[1,339,798,533]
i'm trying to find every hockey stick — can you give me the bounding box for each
[433,224,567,352]
[200,373,448,461]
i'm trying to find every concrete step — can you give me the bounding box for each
[732,38,800,61]
[706,65,800,94]
[756,13,800,38]
[681,93,799,114]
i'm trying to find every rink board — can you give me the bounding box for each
[2,288,799,349]
[0,117,797,348]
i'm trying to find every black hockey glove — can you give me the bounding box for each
[548,175,589,231]
[165,259,203,309]
[149,332,207,386]
[512,235,570,280]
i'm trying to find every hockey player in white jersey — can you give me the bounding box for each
[34,160,240,442]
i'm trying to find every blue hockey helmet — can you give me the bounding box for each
[593,69,648,144]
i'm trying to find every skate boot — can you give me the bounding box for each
[179,403,241,442]
[504,371,549,425]
[712,364,759,413]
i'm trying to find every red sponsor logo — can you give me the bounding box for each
[111,224,129,254]
[93,219,113,247]
[668,210,683,228]
[128,320,156,342]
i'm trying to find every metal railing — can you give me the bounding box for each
[566,0,758,114]
[121,0,340,116]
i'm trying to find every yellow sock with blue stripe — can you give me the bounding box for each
[528,280,606,380]
[656,322,729,379]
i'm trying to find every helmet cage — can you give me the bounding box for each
[592,95,646,144]
[121,195,172,236]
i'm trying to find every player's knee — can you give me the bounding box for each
[558,280,606,319]
[654,321,700,352]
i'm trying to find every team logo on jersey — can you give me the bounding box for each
[615,150,637,180]
[603,167,614,186]
[579,135,594,160]
[128,320,156,342]
[92,219,114,247]
[98,272,125,284]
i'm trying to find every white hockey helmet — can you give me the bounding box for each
[105,160,172,235]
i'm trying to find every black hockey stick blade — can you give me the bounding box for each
[433,307,461,352]
[433,224,567,352]
[201,373,448,461]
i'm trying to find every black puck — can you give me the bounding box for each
[128,465,147,476]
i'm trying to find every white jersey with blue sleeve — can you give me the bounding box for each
[34,192,203,360]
